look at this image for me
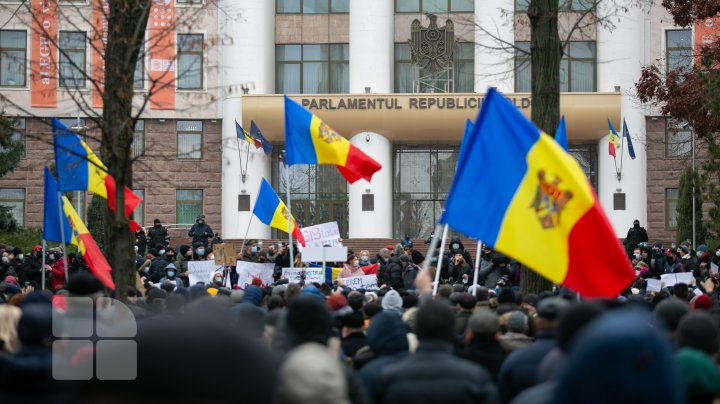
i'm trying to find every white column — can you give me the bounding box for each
[348,132,393,238]
[596,3,646,237]
[220,0,274,239]
[475,0,515,92]
[349,0,393,93]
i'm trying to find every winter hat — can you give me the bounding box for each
[366,311,409,356]
[272,285,287,296]
[251,276,262,287]
[3,276,18,286]
[66,272,105,296]
[653,297,690,333]
[17,303,53,346]
[675,347,720,403]
[381,290,403,315]
[653,241,663,249]
[327,294,348,312]
[286,296,333,346]
[536,297,570,321]
[20,290,53,307]
[554,309,682,404]
[242,285,263,307]
[341,311,365,329]
[301,285,325,301]
[692,294,712,311]
[230,289,245,304]
[275,343,350,404]
[402,294,418,309]
[677,311,719,355]
[12,247,21,256]
[385,244,395,251]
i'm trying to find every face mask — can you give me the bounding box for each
[167,271,175,278]
[633,223,639,228]
[697,251,703,258]
[214,277,222,284]
[360,255,369,261]
[633,253,640,259]
[208,254,215,260]
[134,246,139,252]
[353,260,359,267]
[1,256,7,263]
[17,254,23,260]
[159,249,166,256]
[197,248,205,256]
[167,254,174,259]
[143,267,150,273]
[716,251,720,257]
[198,220,205,225]
[452,243,459,250]
[251,246,258,253]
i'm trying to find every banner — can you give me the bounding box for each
[91,0,109,108]
[236,261,275,288]
[187,260,224,286]
[31,0,57,107]
[338,274,378,290]
[148,0,175,109]
[696,15,720,66]
[299,221,343,251]
[281,267,325,284]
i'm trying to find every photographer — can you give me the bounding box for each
[449,253,472,282]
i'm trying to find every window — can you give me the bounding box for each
[665,121,692,158]
[177,120,202,159]
[133,43,144,89]
[0,188,24,227]
[271,148,348,238]
[666,188,678,229]
[277,0,349,13]
[395,0,474,12]
[176,189,202,225]
[0,118,26,158]
[567,143,598,192]
[515,41,596,92]
[393,145,458,238]
[132,120,144,158]
[59,31,86,88]
[132,189,144,226]
[276,44,349,94]
[0,30,26,86]
[666,29,692,73]
[177,34,203,90]
[516,0,594,11]
[394,42,474,92]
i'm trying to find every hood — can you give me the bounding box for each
[449,237,465,252]
[366,311,409,356]
[381,290,403,315]
[242,285,263,307]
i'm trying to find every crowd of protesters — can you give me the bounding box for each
[0,218,718,403]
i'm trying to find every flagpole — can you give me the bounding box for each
[41,240,46,290]
[56,192,69,282]
[432,224,450,297]
[284,152,294,269]
[619,120,625,180]
[471,240,482,296]
[422,224,443,275]
[239,213,254,256]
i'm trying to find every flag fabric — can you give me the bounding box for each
[252,178,306,247]
[555,116,568,151]
[608,119,620,158]
[62,196,115,289]
[43,167,72,243]
[104,176,142,232]
[284,96,382,183]
[235,120,259,148]
[440,88,633,298]
[250,120,273,155]
[622,119,636,159]
[458,119,475,165]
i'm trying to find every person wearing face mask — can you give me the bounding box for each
[449,253,472,282]
[649,241,667,279]
[10,247,24,283]
[188,214,214,248]
[158,263,183,291]
[664,250,684,274]
[148,248,169,283]
[134,228,148,256]
[445,237,473,270]
[339,254,365,279]
[192,242,207,261]
[623,219,648,258]
[23,245,50,288]
[148,219,169,249]
[241,240,260,262]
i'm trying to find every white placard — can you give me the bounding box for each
[188,260,224,286]
[338,274,378,290]
[299,222,342,251]
[281,267,325,284]
[711,262,718,275]
[646,278,662,293]
[300,246,348,263]
[660,272,694,288]
[236,261,275,288]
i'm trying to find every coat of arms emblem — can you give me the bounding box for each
[317,122,342,144]
[531,170,574,229]
[409,15,456,75]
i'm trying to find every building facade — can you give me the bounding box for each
[0,0,705,245]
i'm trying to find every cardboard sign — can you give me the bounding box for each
[213,243,238,266]
[338,274,378,290]
[188,260,224,286]
[281,267,325,284]
[300,246,348,263]
[236,261,275,288]
[660,272,694,288]
[299,222,342,251]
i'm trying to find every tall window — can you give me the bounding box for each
[277,0,349,13]
[666,29,692,73]
[395,0,474,12]
[394,42,474,92]
[0,188,24,227]
[276,44,349,94]
[59,31,86,88]
[568,143,598,191]
[515,41,596,92]
[666,120,692,158]
[0,30,26,87]
[176,190,202,225]
[516,0,594,11]
[132,120,144,158]
[0,118,26,158]
[177,34,203,89]
[177,120,202,159]
[393,145,458,238]
[666,188,678,229]
[272,149,349,238]
[133,189,144,226]
[133,43,144,89]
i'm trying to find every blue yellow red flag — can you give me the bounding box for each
[43,167,72,244]
[235,120,258,148]
[252,178,306,246]
[555,116,568,151]
[608,119,620,158]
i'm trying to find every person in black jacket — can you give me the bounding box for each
[402,240,424,266]
[22,246,48,287]
[381,255,404,290]
[374,300,498,404]
[623,219,648,258]
[135,228,148,256]
[188,215,213,248]
[147,219,169,249]
[456,311,506,381]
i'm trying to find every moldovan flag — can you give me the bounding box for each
[440,88,633,298]
[236,120,259,148]
[555,116,568,151]
[252,178,306,247]
[62,196,115,289]
[284,96,382,183]
[43,167,71,244]
[608,119,620,158]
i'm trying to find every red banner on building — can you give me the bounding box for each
[695,15,720,66]
[30,0,57,108]
[148,0,175,110]
[91,0,109,108]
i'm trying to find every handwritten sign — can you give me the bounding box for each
[660,272,694,288]
[188,260,224,286]
[299,222,342,251]
[281,267,325,284]
[214,243,238,266]
[339,274,378,290]
[236,261,275,288]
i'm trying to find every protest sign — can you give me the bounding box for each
[188,260,224,286]
[646,278,662,293]
[339,274,378,290]
[213,243,239,266]
[236,261,275,288]
[660,272,694,288]
[301,246,348,263]
[281,267,325,284]
[299,222,342,251]
[711,262,718,275]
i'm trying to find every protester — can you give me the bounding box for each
[188,214,214,248]
[623,219,648,257]
[457,311,506,381]
[147,218,169,249]
[339,254,365,278]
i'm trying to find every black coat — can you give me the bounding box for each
[384,257,404,290]
[342,332,368,358]
[375,341,498,404]
[623,226,648,252]
[147,225,169,249]
[188,223,213,247]
[456,336,507,381]
[22,256,43,286]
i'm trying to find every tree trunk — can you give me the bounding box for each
[521,0,560,295]
[102,1,149,302]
